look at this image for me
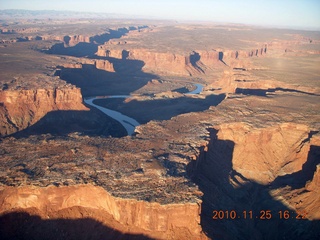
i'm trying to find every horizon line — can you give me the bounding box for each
[1,9,320,32]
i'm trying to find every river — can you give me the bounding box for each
[84,83,204,136]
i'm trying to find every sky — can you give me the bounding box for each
[1,0,320,30]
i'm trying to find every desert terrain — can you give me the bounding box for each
[0,10,319,240]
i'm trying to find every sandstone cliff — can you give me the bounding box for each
[96,47,124,58]
[0,87,87,136]
[270,135,320,221]
[0,184,205,239]
[60,58,115,72]
[307,164,320,192]
[197,50,220,66]
[271,163,320,221]
[95,44,268,76]
[197,123,312,184]
[64,35,91,47]
[129,49,193,75]
[208,68,320,96]
[190,122,319,239]
[96,48,208,76]
[95,59,115,72]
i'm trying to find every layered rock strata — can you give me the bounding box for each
[0,185,204,239]
[0,87,87,136]
[95,59,115,72]
[95,45,267,76]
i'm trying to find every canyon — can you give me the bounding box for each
[0,12,320,240]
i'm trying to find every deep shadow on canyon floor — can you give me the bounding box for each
[11,109,127,139]
[235,87,319,97]
[187,128,320,240]
[93,94,226,124]
[11,47,226,138]
[58,60,156,97]
[272,144,320,190]
[46,36,160,96]
[8,42,159,138]
[0,212,153,240]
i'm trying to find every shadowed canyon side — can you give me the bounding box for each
[0,213,153,240]
[188,123,320,240]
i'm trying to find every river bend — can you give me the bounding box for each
[84,83,203,135]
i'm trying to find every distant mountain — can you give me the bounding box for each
[0,9,137,19]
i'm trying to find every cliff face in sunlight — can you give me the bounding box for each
[0,87,87,136]
[96,44,268,76]
[95,59,115,72]
[214,123,311,184]
[96,48,195,76]
[193,123,315,189]
[0,184,205,240]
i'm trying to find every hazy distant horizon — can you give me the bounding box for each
[1,0,320,30]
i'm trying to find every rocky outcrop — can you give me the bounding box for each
[60,60,115,72]
[0,184,204,239]
[0,87,87,136]
[269,135,320,221]
[95,59,115,72]
[96,47,124,58]
[190,123,320,239]
[64,35,91,47]
[306,164,320,192]
[197,123,311,184]
[277,164,320,220]
[61,63,83,69]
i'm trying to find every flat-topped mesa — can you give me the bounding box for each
[96,48,211,76]
[0,185,205,239]
[199,46,268,64]
[95,44,268,76]
[0,87,87,136]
